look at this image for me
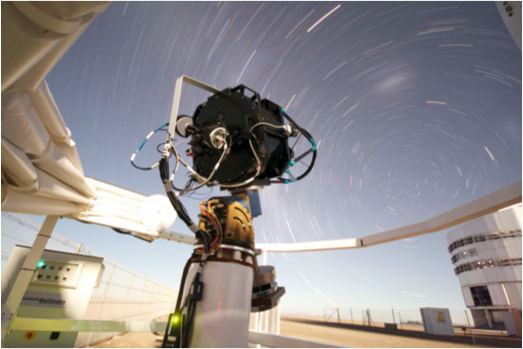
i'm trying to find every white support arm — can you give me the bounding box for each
[157,230,196,245]
[167,75,221,140]
[248,331,343,348]
[257,181,521,253]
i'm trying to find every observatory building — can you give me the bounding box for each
[447,205,522,330]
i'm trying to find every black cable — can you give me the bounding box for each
[160,156,211,253]
[112,228,153,242]
[278,111,317,182]
[174,258,193,312]
[182,299,196,347]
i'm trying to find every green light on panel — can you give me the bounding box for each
[173,317,178,323]
[37,261,45,267]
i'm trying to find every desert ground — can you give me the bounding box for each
[86,314,521,348]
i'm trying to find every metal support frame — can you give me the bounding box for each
[167,75,220,141]
[157,229,195,245]
[1,215,59,344]
[257,181,521,253]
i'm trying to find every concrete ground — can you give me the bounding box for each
[87,314,522,348]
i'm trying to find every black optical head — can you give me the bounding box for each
[188,85,293,188]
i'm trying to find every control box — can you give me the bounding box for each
[1,245,104,347]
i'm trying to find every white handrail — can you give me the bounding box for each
[257,181,521,253]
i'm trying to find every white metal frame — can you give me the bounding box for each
[257,181,521,252]
[167,75,220,140]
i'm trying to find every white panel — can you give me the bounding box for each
[447,207,521,244]
[420,308,454,336]
[2,246,104,347]
[502,312,518,336]
[182,261,253,348]
[462,288,475,307]
[488,284,508,306]
[471,309,488,327]
[504,282,522,308]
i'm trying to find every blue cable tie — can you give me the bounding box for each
[310,138,316,151]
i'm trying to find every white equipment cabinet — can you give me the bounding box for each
[419,307,455,336]
[1,245,104,347]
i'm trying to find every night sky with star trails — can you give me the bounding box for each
[42,2,521,316]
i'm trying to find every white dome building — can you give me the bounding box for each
[447,205,522,329]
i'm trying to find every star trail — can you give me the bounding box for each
[45,2,521,315]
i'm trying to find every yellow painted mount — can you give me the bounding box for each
[225,201,254,245]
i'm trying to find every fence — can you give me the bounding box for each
[324,307,475,329]
[1,212,100,266]
[1,212,176,347]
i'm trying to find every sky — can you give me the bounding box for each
[26,1,521,320]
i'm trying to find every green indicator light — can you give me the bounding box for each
[37,261,44,267]
[173,317,178,323]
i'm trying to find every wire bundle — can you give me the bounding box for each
[198,201,223,253]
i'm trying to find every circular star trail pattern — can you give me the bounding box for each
[47,2,521,313]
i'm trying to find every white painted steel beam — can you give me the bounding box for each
[257,181,521,253]
[157,230,196,245]
[167,75,221,140]
[256,238,360,253]
[9,318,167,333]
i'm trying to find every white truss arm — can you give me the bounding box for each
[257,181,521,253]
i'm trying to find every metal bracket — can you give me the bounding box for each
[1,309,15,340]
[167,76,221,142]
[157,230,196,245]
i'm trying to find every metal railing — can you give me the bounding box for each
[1,212,176,347]
[324,307,475,328]
[1,212,99,266]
